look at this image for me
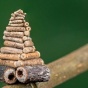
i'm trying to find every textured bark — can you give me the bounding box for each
[38,44,88,88]
[23,47,35,53]
[16,65,50,83]
[1,47,22,54]
[3,44,88,88]
[6,27,25,32]
[14,13,26,17]
[3,83,37,88]
[8,22,29,27]
[24,31,30,36]
[20,51,40,60]
[3,36,23,43]
[0,58,44,68]
[4,41,24,49]
[4,68,17,84]
[24,40,34,47]
[11,13,25,17]
[11,11,25,17]
[4,31,24,38]
[2,45,88,88]
[0,59,17,67]
[0,53,20,60]
[0,52,40,60]
[0,66,16,84]
[9,20,24,24]
[8,23,25,27]
[2,10,88,88]
[16,59,44,67]
[10,17,24,20]
[0,66,8,81]
[0,66,37,88]
[20,58,44,66]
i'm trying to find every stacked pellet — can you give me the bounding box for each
[0,9,43,67]
[0,9,50,84]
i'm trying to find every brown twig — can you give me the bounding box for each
[1,47,22,54]
[0,58,44,68]
[2,44,88,88]
[3,36,23,43]
[4,41,24,49]
[4,31,24,38]
[6,27,25,32]
[3,83,37,88]
[38,44,88,88]
[4,68,17,84]
[16,65,50,83]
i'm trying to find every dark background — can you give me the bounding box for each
[0,0,88,88]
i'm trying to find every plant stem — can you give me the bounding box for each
[3,44,88,88]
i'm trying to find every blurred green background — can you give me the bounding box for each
[0,0,88,88]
